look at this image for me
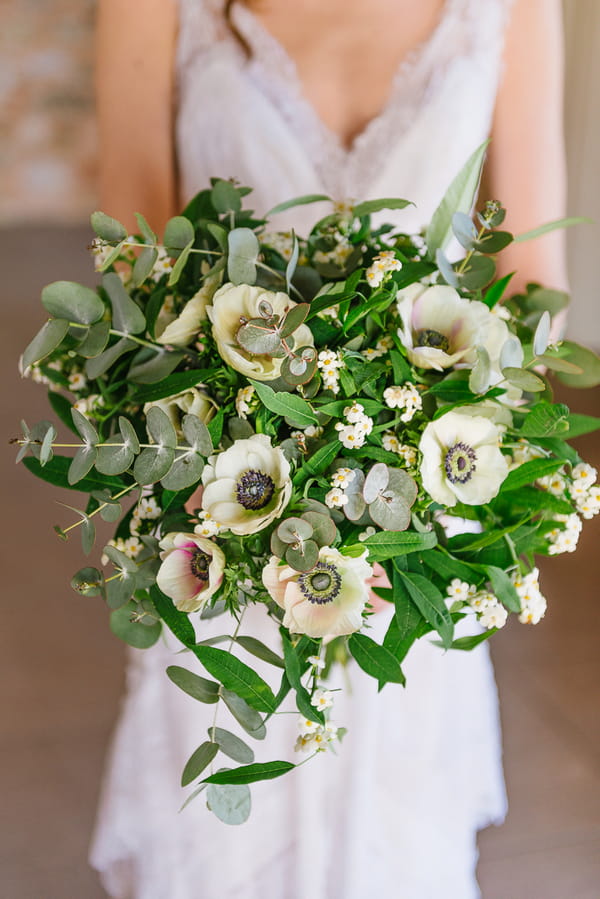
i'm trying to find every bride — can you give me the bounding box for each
[91,1,568,896]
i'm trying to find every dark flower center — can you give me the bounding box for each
[298,561,342,605]
[236,469,275,510]
[414,329,450,353]
[190,548,211,582]
[444,442,477,485]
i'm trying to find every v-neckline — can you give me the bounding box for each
[233,0,456,158]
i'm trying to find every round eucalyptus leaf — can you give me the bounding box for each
[468,346,491,395]
[119,416,140,453]
[368,494,411,531]
[461,254,496,291]
[208,727,255,765]
[134,445,176,485]
[451,211,477,249]
[300,511,336,547]
[285,540,319,572]
[211,180,243,214]
[474,230,513,254]
[68,444,98,485]
[270,531,288,558]
[96,440,135,476]
[22,317,70,371]
[435,249,459,288]
[387,469,418,507]
[146,404,177,448]
[499,336,524,371]
[227,227,259,285]
[90,211,127,242]
[99,501,122,523]
[102,543,138,573]
[236,322,283,356]
[110,601,161,649]
[344,491,366,522]
[128,348,185,384]
[363,463,389,503]
[105,573,134,609]
[280,352,317,386]
[502,367,546,392]
[132,246,159,287]
[206,780,251,825]
[29,420,54,460]
[228,417,254,441]
[163,215,195,254]
[41,281,105,325]
[288,356,307,376]
[182,414,213,456]
[71,566,104,597]
[76,320,111,358]
[160,450,205,490]
[277,517,314,544]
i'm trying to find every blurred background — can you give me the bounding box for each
[1,2,598,897]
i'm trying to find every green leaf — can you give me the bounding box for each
[164,215,195,254]
[90,210,128,242]
[352,197,412,217]
[211,179,243,213]
[227,228,260,285]
[206,781,252,824]
[68,444,98,485]
[293,441,340,487]
[553,341,600,389]
[130,369,214,404]
[221,688,266,740]
[394,570,453,648]
[501,367,546,392]
[76,321,111,358]
[519,402,570,438]
[208,727,255,764]
[461,254,496,291]
[436,630,496,651]
[102,273,146,333]
[484,565,521,612]
[235,636,285,669]
[85,336,137,379]
[280,631,324,724]
[359,530,437,561]
[22,318,70,370]
[564,413,600,438]
[133,247,159,290]
[23,455,125,493]
[110,602,161,648]
[167,240,193,286]
[425,141,488,257]
[482,272,514,308]
[134,405,177,484]
[128,348,185,384]
[182,414,213,456]
[348,632,405,685]
[193,646,277,713]
[41,281,105,325]
[420,549,478,584]
[160,450,204,491]
[150,584,196,645]
[499,458,564,492]
[474,230,513,254]
[166,665,220,703]
[250,380,318,428]
[181,741,220,786]
[71,566,104,597]
[134,211,157,245]
[266,193,330,217]
[203,761,295,785]
[513,216,591,243]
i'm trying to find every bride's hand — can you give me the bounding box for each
[367,562,392,613]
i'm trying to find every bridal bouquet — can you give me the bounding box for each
[16,148,600,823]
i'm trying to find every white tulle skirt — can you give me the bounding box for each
[90,599,506,899]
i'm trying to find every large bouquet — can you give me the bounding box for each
[16,149,600,824]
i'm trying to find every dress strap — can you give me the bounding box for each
[177,0,228,70]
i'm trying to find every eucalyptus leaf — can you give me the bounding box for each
[208,727,255,764]
[461,254,496,291]
[266,193,330,217]
[499,336,524,371]
[426,140,488,256]
[469,346,491,394]
[90,211,127,242]
[221,688,266,740]
[285,232,300,292]
[71,566,104,597]
[96,437,135,476]
[285,540,319,571]
[85,337,137,379]
[164,215,195,254]
[182,414,213,456]
[68,444,97,485]
[22,318,70,370]
[160,450,204,490]
[553,341,600,388]
[110,602,161,648]
[81,516,96,555]
[363,463,389,503]
[134,211,157,245]
[227,228,260,285]
[76,320,111,358]
[42,281,105,326]
[102,273,146,334]
[127,348,185,384]
[474,230,513,254]
[206,781,251,825]
[435,249,459,287]
[39,424,56,466]
[368,494,412,531]
[280,303,309,339]
[513,216,591,243]
[277,517,314,543]
[211,179,242,213]
[451,211,477,249]
[182,741,220,786]
[501,367,546,392]
[167,241,193,286]
[533,310,551,357]
[132,246,159,287]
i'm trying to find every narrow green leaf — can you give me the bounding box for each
[500,458,564,492]
[235,636,285,669]
[208,727,255,764]
[203,761,295,785]
[130,369,214,404]
[150,584,196,646]
[484,565,521,612]
[513,216,591,243]
[167,240,193,286]
[359,530,437,561]
[281,631,324,724]
[394,570,453,648]
[221,688,266,740]
[85,336,137,379]
[132,246,158,288]
[250,380,318,428]
[134,211,157,245]
[564,413,600,438]
[519,402,570,438]
[348,632,405,685]
[266,193,331,217]
[102,273,146,334]
[22,318,70,370]
[193,646,277,713]
[167,666,220,703]
[23,455,125,493]
[352,197,412,217]
[182,741,220,786]
[425,141,488,257]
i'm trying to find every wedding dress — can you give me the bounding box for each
[90,1,514,896]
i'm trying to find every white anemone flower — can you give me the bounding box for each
[144,386,217,438]
[201,434,292,535]
[156,272,221,347]
[396,283,510,375]
[207,284,314,381]
[262,547,372,638]
[156,532,225,612]
[419,410,509,506]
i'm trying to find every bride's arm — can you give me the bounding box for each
[486,0,569,303]
[95,0,179,233]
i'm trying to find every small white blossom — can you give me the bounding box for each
[537,471,567,496]
[331,467,356,489]
[102,536,143,564]
[235,385,256,420]
[335,423,366,449]
[151,246,173,280]
[446,579,473,603]
[303,425,324,439]
[137,496,161,520]
[365,251,402,287]
[68,371,87,392]
[194,511,224,538]
[572,462,597,486]
[383,382,422,422]
[468,590,496,612]
[512,567,548,625]
[311,688,334,711]
[344,402,365,424]
[295,720,340,754]
[307,655,326,671]
[479,601,508,629]
[511,439,544,467]
[382,432,401,453]
[297,716,320,735]
[325,487,348,509]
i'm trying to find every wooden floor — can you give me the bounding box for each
[1,227,599,898]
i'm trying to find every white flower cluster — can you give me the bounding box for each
[381,432,418,466]
[547,513,583,554]
[235,385,256,420]
[68,370,87,392]
[295,685,338,753]
[317,349,344,394]
[131,495,161,533]
[102,535,143,563]
[568,463,600,519]
[151,246,174,280]
[325,466,357,508]
[261,230,295,261]
[73,394,105,417]
[383,382,422,423]
[195,510,226,538]
[365,251,402,288]
[335,403,373,449]
[361,335,393,361]
[511,568,547,624]
[314,232,354,267]
[445,579,508,629]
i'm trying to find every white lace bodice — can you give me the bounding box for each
[176,0,514,233]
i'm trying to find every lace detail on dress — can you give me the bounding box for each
[229,0,514,199]
[177,0,227,70]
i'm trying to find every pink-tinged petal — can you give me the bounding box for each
[156,549,201,602]
[262,557,287,608]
